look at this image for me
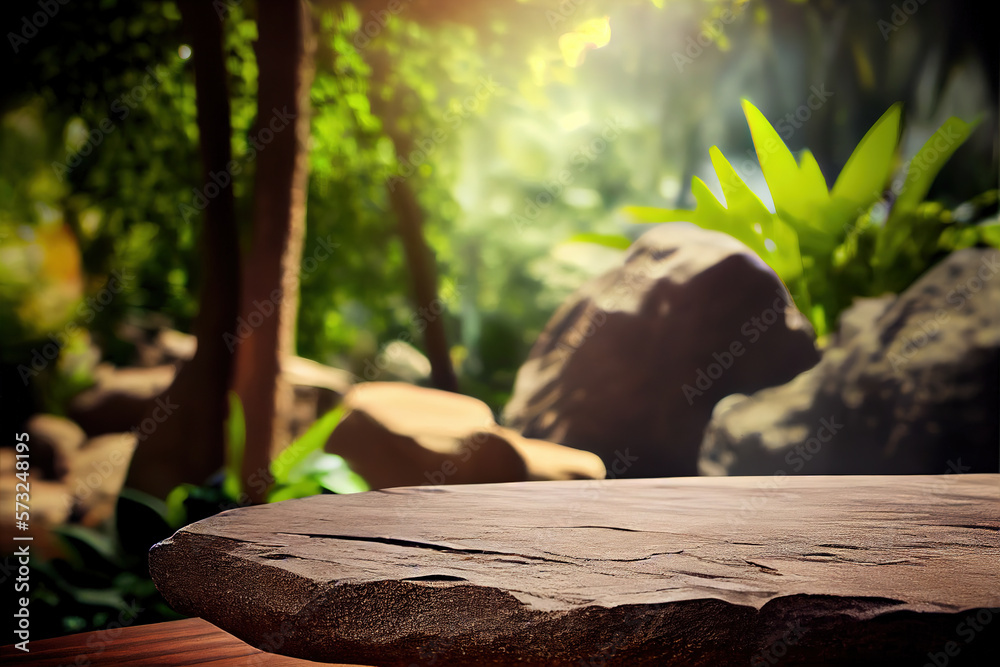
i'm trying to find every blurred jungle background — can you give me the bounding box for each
[1,0,997,641]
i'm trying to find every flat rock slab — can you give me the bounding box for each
[150,475,1000,666]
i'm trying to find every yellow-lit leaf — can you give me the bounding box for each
[559,16,611,67]
[831,103,901,208]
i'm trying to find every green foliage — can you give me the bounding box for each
[267,406,368,502]
[27,489,181,641]
[627,101,994,336]
[566,232,632,250]
[165,399,365,527]
[222,390,246,500]
[7,0,996,645]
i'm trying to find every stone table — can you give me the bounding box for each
[150,475,1000,665]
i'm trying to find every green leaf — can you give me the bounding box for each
[267,479,323,503]
[796,149,830,206]
[690,174,761,252]
[311,453,370,494]
[978,219,1000,248]
[875,116,979,276]
[689,175,728,220]
[894,116,979,212]
[831,103,901,212]
[741,101,831,245]
[622,205,683,223]
[766,215,805,285]
[566,232,631,250]
[742,100,808,218]
[52,525,121,573]
[710,145,772,221]
[707,147,799,277]
[69,587,129,611]
[792,148,840,254]
[270,406,344,485]
[164,483,196,528]
[223,391,246,500]
[809,304,827,338]
[271,450,369,500]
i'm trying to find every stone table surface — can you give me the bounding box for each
[150,474,1000,666]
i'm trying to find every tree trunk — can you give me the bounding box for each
[126,0,240,498]
[233,0,316,503]
[385,130,458,393]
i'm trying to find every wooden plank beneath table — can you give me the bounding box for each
[0,617,369,666]
[148,474,1000,666]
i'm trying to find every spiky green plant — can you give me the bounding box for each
[626,101,997,336]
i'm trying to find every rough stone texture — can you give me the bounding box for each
[700,248,1000,476]
[150,475,1000,666]
[503,223,820,478]
[326,382,605,489]
[24,414,87,480]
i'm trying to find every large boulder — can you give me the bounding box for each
[503,223,820,477]
[325,382,605,489]
[700,247,1000,476]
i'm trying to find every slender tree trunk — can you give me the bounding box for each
[384,132,458,392]
[233,0,316,503]
[126,0,240,498]
[365,50,458,393]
